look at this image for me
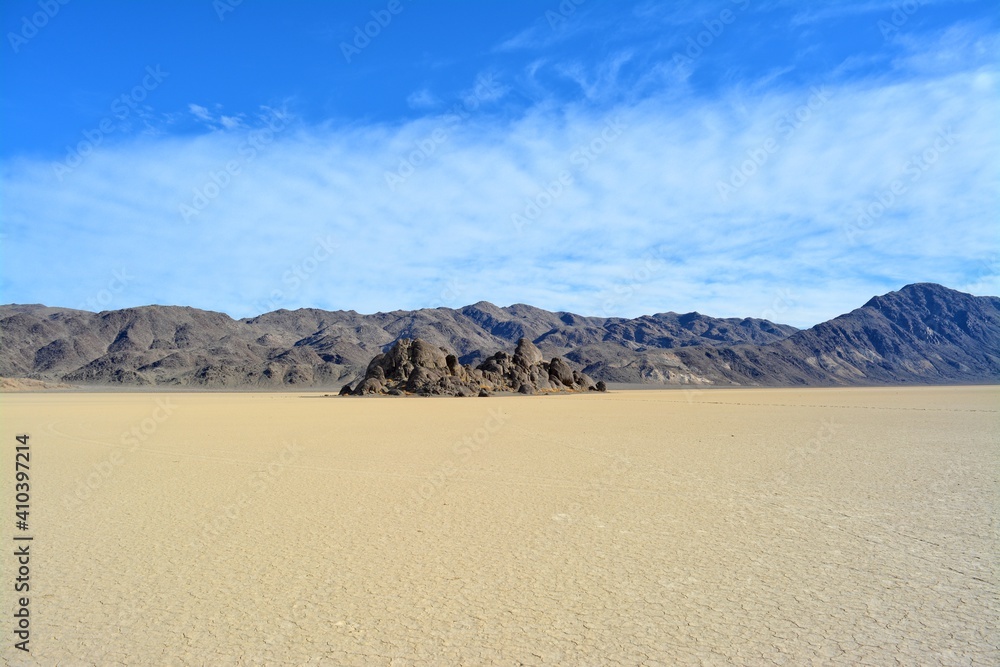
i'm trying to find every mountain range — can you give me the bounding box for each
[1,283,997,388]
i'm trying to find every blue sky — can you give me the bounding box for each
[1,0,997,327]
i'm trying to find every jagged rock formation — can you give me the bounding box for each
[345,338,601,396]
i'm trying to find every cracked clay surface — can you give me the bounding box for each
[1,386,996,665]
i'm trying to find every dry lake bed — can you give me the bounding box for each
[1,386,997,665]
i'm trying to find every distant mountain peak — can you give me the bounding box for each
[1,283,996,388]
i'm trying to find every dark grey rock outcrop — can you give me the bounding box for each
[348,337,597,396]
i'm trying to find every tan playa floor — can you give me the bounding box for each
[1,386,997,665]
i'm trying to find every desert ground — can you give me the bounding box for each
[1,386,996,665]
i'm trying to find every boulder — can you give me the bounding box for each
[410,339,448,370]
[571,370,596,390]
[352,376,384,395]
[406,366,441,392]
[365,353,387,376]
[513,337,543,366]
[548,357,576,387]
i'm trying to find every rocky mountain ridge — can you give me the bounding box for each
[1,283,996,388]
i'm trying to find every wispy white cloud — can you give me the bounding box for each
[188,103,249,131]
[494,1,604,53]
[890,21,1000,73]
[555,50,636,102]
[3,56,996,327]
[188,103,213,123]
[2,13,998,328]
[406,88,440,110]
[789,1,899,26]
[219,115,245,130]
